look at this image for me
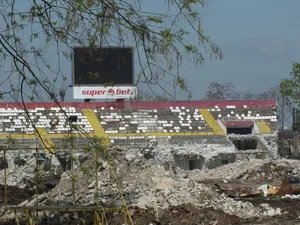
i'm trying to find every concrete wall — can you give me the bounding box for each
[168,136,231,146]
[173,152,238,170]
[173,154,205,170]
[206,153,236,169]
[235,151,269,161]
[253,122,260,134]
[228,135,268,151]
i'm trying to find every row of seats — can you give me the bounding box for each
[218,114,277,121]
[0,107,93,134]
[210,108,276,121]
[209,107,277,131]
[110,135,172,144]
[97,108,212,135]
[0,105,277,135]
[96,104,250,111]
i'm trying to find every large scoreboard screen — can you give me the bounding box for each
[72,47,133,85]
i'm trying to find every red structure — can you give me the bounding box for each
[223,121,255,127]
[0,100,276,110]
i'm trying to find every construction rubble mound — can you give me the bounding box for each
[2,136,300,224]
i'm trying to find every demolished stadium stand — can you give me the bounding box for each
[3,99,300,225]
[0,100,277,152]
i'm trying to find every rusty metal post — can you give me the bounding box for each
[14,210,20,225]
[293,108,299,158]
[294,131,299,158]
[95,150,99,206]
[68,126,76,205]
[124,208,127,225]
[35,148,39,218]
[3,150,7,208]
[82,211,86,225]
[71,150,75,205]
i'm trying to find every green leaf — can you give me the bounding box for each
[146,16,163,24]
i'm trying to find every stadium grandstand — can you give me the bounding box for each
[0,100,277,151]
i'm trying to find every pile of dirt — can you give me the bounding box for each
[26,148,261,218]
[236,162,292,183]
[4,141,300,224]
[110,204,253,225]
[1,203,300,225]
[0,185,34,205]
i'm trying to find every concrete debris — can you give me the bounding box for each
[260,203,281,217]
[282,194,300,199]
[0,151,63,187]
[153,177,175,192]
[2,134,300,224]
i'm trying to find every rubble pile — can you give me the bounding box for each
[152,144,236,164]
[2,134,300,224]
[6,148,261,218]
[0,151,62,188]
[260,134,278,157]
[187,159,267,181]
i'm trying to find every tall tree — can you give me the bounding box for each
[260,86,293,129]
[204,81,283,101]
[0,0,222,102]
[203,82,239,100]
[240,90,257,100]
[279,63,300,128]
[280,62,300,102]
[0,1,222,217]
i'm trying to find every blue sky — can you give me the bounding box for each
[102,0,300,100]
[181,0,300,99]
[1,0,300,101]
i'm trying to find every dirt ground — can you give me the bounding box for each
[2,188,300,225]
[2,184,300,224]
[0,185,35,206]
[2,159,300,224]
[1,202,300,225]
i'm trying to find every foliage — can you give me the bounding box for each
[204,81,281,100]
[280,62,300,102]
[0,0,222,101]
[0,2,222,219]
[203,82,240,100]
[279,62,300,128]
